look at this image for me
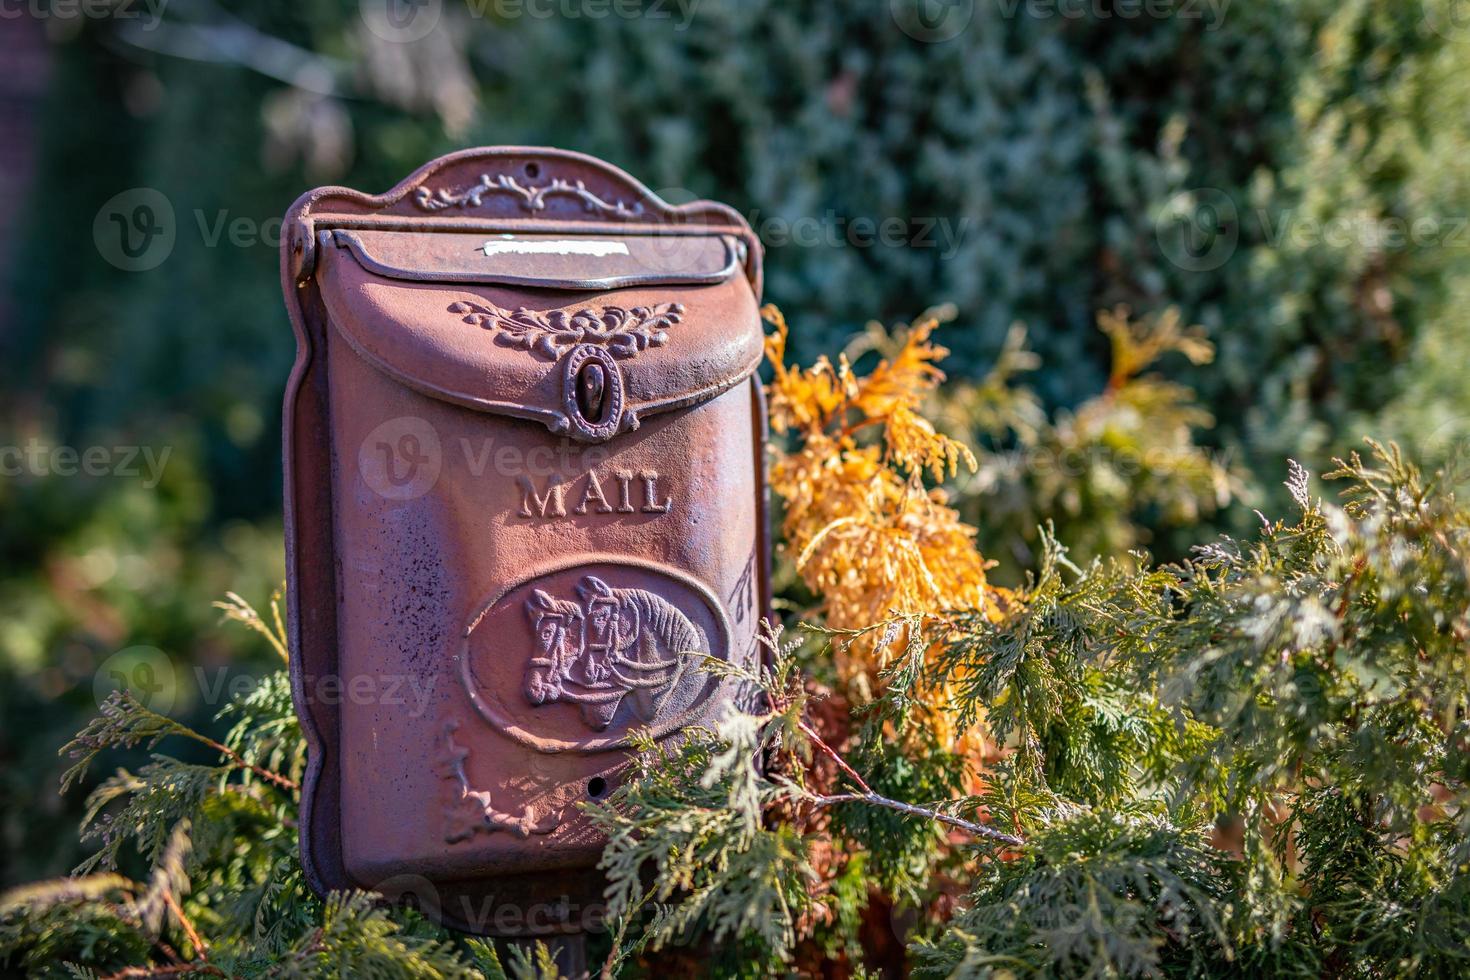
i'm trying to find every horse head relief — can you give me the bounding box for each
[524,574,702,730]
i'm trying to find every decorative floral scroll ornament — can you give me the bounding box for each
[414,172,643,217]
[448,300,685,362]
[440,719,560,842]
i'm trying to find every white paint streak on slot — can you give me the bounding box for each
[480,239,631,257]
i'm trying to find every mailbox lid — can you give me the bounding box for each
[315,229,763,440]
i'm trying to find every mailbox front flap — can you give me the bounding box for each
[315,228,762,442]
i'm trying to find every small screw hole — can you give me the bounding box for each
[586,777,608,799]
[524,162,541,179]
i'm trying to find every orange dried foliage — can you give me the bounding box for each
[764,305,1013,748]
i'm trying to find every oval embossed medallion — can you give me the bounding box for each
[459,557,732,753]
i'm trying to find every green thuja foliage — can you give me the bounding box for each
[913,808,1236,978]
[6,436,1470,978]
[0,608,537,980]
[591,441,1470,978]
[0,683,513,978]
[587,686,815,969]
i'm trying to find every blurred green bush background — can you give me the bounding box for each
[3,0,1469,886]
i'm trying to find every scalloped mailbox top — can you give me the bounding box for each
[283,146,763,294]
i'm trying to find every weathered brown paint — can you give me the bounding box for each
[278,148,769,936]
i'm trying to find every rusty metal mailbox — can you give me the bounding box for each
[278,147,768,936]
